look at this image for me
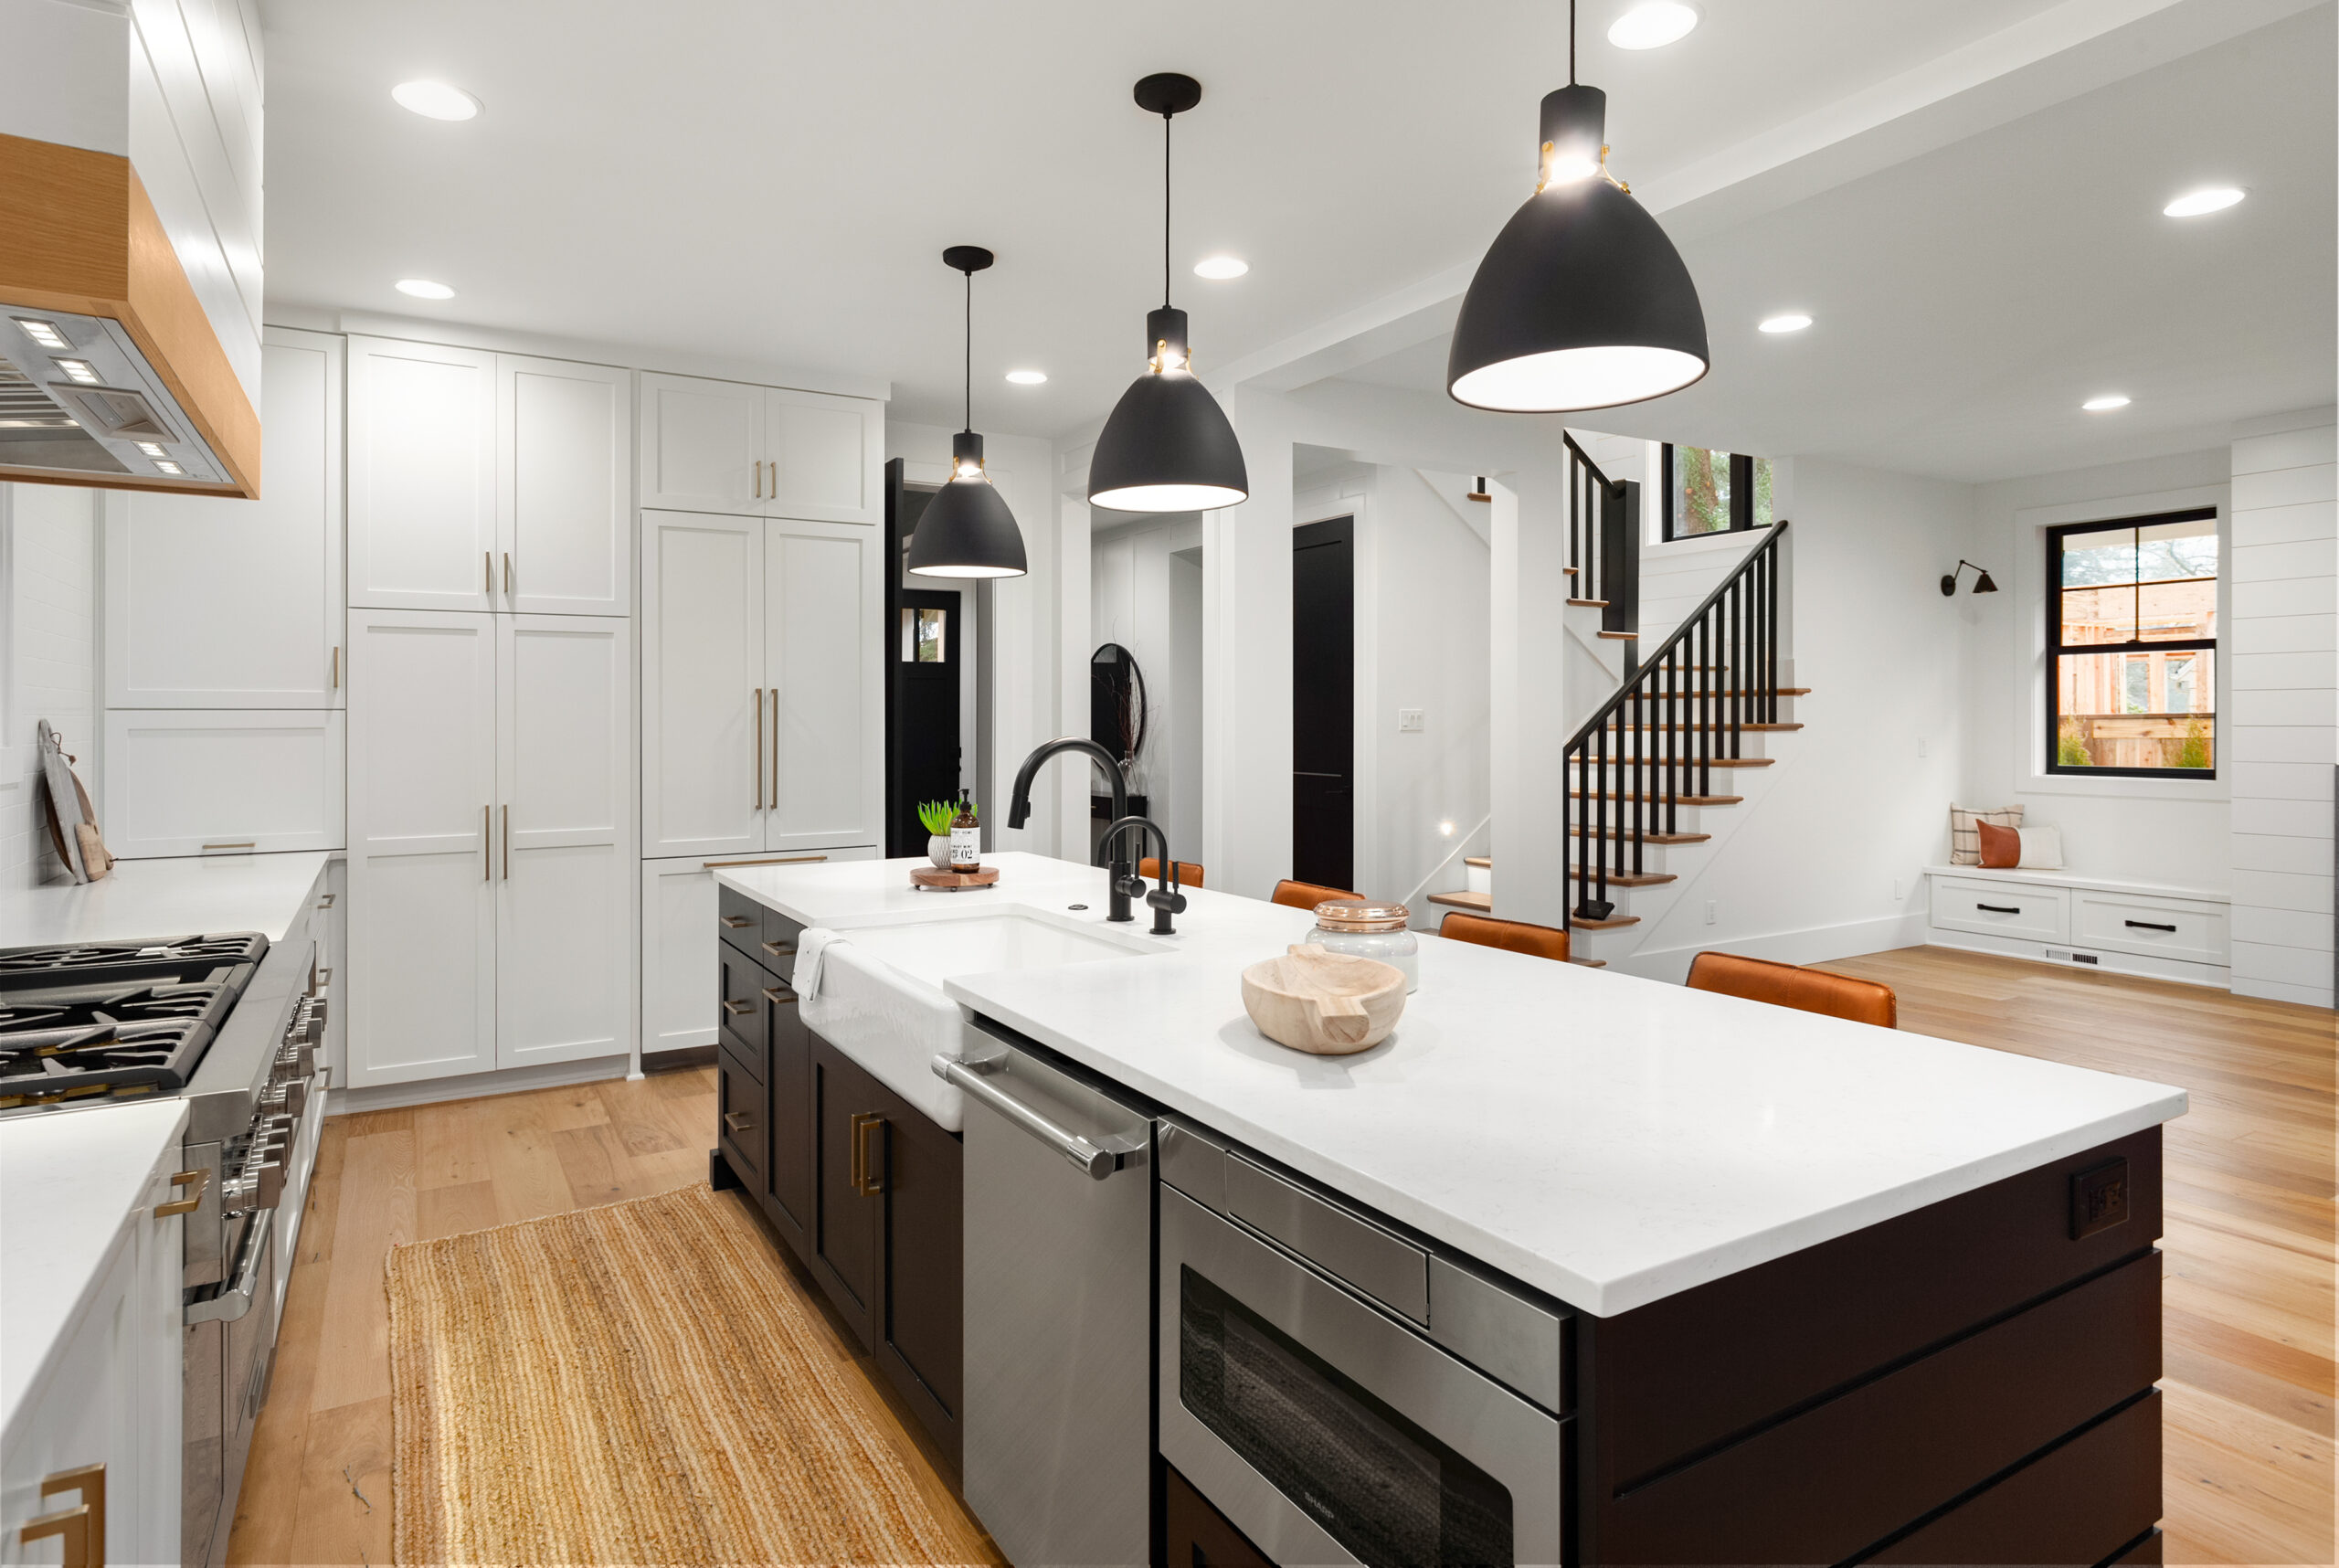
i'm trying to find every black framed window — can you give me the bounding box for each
[2047,510,2217,778]
[1661,445,1773,540]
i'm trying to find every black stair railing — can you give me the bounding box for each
[1563,520,1790,929]
[1564,433,1641,651]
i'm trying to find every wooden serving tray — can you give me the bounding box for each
[910,865,1000,891]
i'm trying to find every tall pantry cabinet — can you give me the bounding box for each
[344,339,638,1088]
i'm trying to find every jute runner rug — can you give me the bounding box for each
[388,1182,966,1565]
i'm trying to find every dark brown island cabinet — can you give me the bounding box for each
[709,886,965,1472]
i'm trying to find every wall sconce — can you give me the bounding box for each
[1941,560,1998,597]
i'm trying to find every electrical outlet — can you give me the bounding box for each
[2069,1157,2131,1240]
[1704,899,1717,925]
[1892,877,1903,902]
[1398,708,1425,733]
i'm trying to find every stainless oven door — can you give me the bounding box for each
[1159,1186,1564,1566]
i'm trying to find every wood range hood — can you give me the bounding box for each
[0,131,259,498]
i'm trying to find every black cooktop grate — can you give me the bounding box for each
[0,933,267,1107]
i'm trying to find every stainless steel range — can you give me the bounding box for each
[0,915,333,1568]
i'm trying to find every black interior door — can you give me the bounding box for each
[890,583,961,856]
[1293,516,1355,889]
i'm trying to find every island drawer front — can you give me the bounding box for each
[717,1051,767,1185]
[2072,891,2228,966]
[1931,877,2069,942]
[717,945,767,1077]
[1597,1250,2160,1564]
[1590,1129,2161,1502]
[1864,1388,2160,1565]
[717,885,767,960]
[762,906,804,980]
[1225,1152,1429,1323]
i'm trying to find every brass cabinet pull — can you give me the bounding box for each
[723,1110,753,1133]
[503,552,513,596]
[718,915,753,929]
[154,1167,210,1218]
[767,688,779,809]
[754,687,763,810]
[501,804,511,881]
[701,854,828,870]
[753,458,762,500]
[332,645,340,689]
[20,1506,90,1568]
[201,842,256,853]
[320,893,336,908]
[760,986,794,1004]
[38,1464,103,1566]
[720,999,753,1017]
[759,939,794,959]
[485,550,493,594]
[850,1111,885,1196]
[483,805,492,881]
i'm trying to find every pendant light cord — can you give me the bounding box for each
[1569,0,1577,83]
[963,267,972,433]
[1161,110,1173,309]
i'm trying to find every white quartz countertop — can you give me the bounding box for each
[0,1099,188,1442]
[719,853,2188,1317]
[0,852,333,948]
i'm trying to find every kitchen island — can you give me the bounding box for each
[715,851,2184,1565]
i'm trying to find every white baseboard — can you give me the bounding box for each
[1608,911,1931,984]
[1925,929,2231,991]
[333,1054,632,1115]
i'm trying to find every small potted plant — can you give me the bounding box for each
[916,800,958,869]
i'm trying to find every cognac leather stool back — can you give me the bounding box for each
[1272,878,1362,912]
[1685,950,1898,1028]
[1438,911,1570,965]
[1138,857,1204,888]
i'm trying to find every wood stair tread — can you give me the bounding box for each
[1570,828,1710,843]
[1603,722,1805,732]
[1570,790,1742,805]
[1427,890,1492,911]
[1569,914,1641,930]
[1569,869,1674,886]
[1567,598,1608,609]
[1569,957,1609,968]
[1465,855,1491,867]
[1596,630,1639,641]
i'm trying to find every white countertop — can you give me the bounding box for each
[719,853,2188,1317]
[0,853,334,948]
[0,1099,188,1442]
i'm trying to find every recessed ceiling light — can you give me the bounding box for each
[13,318,69,349]
[52,358,99,385]
[2163,186,2244,217]
[1758,313,1812,334]
[392,80,482,121]
[2082,395,2132,411]
[1004,368,1048,385]
[1193,256,1249,280]
[395,278,455,300]
[1608,1,1699,49]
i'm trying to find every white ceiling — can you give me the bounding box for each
[1329,4,2337,482]
[261,0,2136,442]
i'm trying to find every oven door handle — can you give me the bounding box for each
[937,1055,1123,1180]
[186,1213,270,1325]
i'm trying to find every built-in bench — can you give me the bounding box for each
[1923,865,2230,989]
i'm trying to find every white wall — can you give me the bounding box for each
[2227,412,2336,1008]
[0,484,100,889]
[1959,448,2234,889]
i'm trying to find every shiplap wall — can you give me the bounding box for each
[2227,418,2337,1008]
[0,485,100,889]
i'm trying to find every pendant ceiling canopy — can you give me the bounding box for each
[908,245,1028,578]
[1088,73,1250,514]
[1447,7,1709,413]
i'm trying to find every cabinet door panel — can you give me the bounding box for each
[106,330,344,706]
[767,520,880,850]
[347,610,496,1086]
[100,710,345,858]
[639,372,760,514]
[763,387,881,524]
[640,858,717,1054]
[500,355,631,616]
[348,338,496,610]
[496,616,632,1069]
[643,512,766,857]
[811,1034,879,1350]
[765,979,812,1250]
[877,1082,963,1467]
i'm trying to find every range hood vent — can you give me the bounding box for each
[0,311,225,483]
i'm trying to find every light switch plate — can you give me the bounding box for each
[1398,708,1425,733]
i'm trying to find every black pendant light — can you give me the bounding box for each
[1447,0,1709,413]
[1087,73,1249,514]
[908,246,1028,578]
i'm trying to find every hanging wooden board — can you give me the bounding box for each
[910,865,1000,891]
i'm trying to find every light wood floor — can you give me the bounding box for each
[228,951,2332,1566]
[1823,948,2336,1566]
[224,1058,1002,1568]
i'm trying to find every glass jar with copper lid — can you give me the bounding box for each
[1307,900,1419,993]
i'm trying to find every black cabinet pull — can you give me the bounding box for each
[2124,918,2177,932]
[1975,903,2021,914]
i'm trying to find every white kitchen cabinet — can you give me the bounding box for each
[499,355,632,616]
[495,615,634,1068]
[638,372,882,524]
[346,609,498,1087]
[0,1133,185,1568]
[347,337,498,612]
[639,846,875,1056]
[105,330,345,708]
[640,511,881,859]
[100,710,346,859]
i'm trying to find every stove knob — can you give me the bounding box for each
[282,1078,307,1118]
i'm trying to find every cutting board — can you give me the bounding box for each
[911,865,1000,891]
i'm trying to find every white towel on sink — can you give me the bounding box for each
[792,927,844,997]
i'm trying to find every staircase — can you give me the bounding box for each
[1431,501,1799,966]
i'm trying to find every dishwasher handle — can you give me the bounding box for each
[937,1055,1120,1180]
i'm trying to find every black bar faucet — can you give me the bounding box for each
[1103,814,1186,935]
[1008,736,1135,923]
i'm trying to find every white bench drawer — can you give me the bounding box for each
[2073,892,2228,966]
[1932,878,2069,943]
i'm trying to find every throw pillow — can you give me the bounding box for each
[1976,820,2021,869]
[2016,826,2066,870]
[1949,804,2025,865]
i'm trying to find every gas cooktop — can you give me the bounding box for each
[0,933,268,1109]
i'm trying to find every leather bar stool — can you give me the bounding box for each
[1438,911,1570,964]
[1685,951,1898,1028]
[1139,857,1204,888]
[1272,878,1362,911]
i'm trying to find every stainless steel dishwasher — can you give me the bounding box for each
[938,1022,1156,1567]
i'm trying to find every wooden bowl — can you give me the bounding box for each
[1241,944,1408,1055]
